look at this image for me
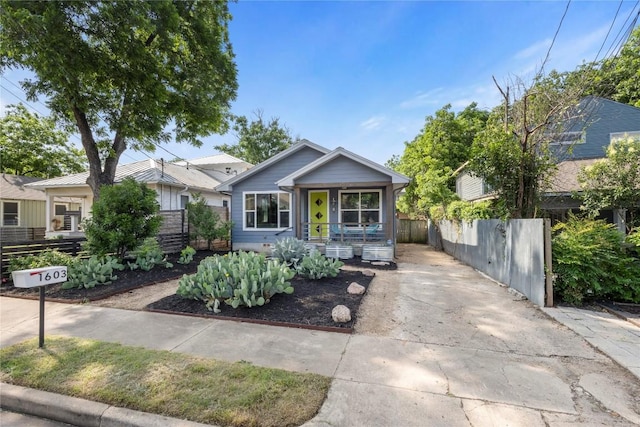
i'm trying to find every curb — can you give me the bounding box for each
[0,383,216,427]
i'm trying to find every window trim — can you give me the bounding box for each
[242,191,291,231]
[337,189,382,227]
[2,200,20,227]
[549,131,585,146]
[610,131,640,143]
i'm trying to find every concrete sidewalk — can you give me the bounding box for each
[2,244,640,426]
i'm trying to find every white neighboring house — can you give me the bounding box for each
[27,155,250,238]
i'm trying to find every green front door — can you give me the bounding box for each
[309,191,329,240]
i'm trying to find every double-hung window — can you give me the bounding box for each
[244,192,290,230]
[2,201,19,226]
[339,190,381,225]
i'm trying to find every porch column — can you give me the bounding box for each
[295,186,302,240]
[45,192,54,232]
[614,209,627,234]
[385,184,394,242]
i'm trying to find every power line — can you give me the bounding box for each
[594,0,624,62]
[539,0,572,77]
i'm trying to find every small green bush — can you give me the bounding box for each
[296,252,344,280]
[445,200,494,222]
[177,246,197,265]
[126,238,172,271]
[177,251,295,313]
[626,229,640,258]
[552,217,640,305]
[8,250,76,276]
[271,237,308,267]
[61,255,124,290]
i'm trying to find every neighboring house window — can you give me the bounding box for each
[243,192,290,230]
[2,201,19,226]
[339,190,381,224]
[549,131,584,146]
[610,131,640,143]
[222,200,228,208]
[54,204,67,215]
[180,195,189,209]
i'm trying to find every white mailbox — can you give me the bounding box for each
[11,266,68,288]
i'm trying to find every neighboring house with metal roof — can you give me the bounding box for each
[216,139,410,252]
[27,158,242,238]
[455,97,640,228]
[1,174,84,241]
[174,153,252,183]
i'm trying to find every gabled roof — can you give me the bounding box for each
[26,159,224,192]
[215,139,330,192]
[1,174,46,201]
[276,146,410,189]
[546,158,601,194]
[175,152,249,166]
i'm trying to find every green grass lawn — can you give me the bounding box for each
[0,336,331,427]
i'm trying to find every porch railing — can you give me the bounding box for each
[302,222,385,243]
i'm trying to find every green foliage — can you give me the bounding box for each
[296,252,344,280]
[8,250,76,276]
[445,200,495,222]
[626,229,640,258]
[215,110,296,164]
[0,104,86,178]
[578,135,640,231]
[61,256,124,290]
[177,246,197,265]
[0,1,237,198]
[272,237,308,267]
[393,103,489,217]
[186,193,231,249]
[177,251,295,313]
[552,217,640,305]
[126,238,172,271]
[84,178,162,259]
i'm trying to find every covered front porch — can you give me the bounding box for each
[291,186,397,244]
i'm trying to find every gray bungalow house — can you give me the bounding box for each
[216,140,410,252]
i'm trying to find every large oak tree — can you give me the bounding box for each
[0,1,238,199]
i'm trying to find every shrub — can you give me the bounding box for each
[8,249,76,276]
[83,177,162,259]
[445,200,494,222]
[626,229,640,258]
[187,193,232,249]
[552,217,640,305]
[177,251,295,313]
[272,237,308,267]
[61,255,124,290]
[126,238,172,271]
[177,246,197,265]
[296,252,344,280]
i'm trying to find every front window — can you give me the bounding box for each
[244,192,290,230]
[339,190,380,225]
[2,201,19,226]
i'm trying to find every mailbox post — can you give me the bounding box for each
[11,266,68,348]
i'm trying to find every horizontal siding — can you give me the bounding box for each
[296,156,390,184]
[457,173,484,201]
[556,98,640,160]
[231,147,325,244]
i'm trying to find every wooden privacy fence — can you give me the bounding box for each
[1,207,230,279]
[397,219,427,243]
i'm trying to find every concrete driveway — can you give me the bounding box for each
[307,244,640,426]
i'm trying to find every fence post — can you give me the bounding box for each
[544,219,553,307]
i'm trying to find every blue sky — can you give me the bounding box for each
[1,1,638,166]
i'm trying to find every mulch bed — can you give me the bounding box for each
[0,250,221,302]
[1,251,396,332]
[148,269,375,332]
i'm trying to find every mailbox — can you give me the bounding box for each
[11,266,68,288]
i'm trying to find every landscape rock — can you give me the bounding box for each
[347,282,366,295]
[332,305,352,323]
[362,269,376,277]
[372,261,390,266]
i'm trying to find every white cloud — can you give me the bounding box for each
[399,88,445,109]
[360,115,386,131]
[514,38,552,60]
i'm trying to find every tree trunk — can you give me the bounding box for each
[73,106,126,200]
